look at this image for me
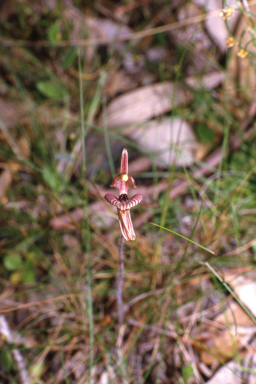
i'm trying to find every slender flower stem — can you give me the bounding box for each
[117,236,125,325]
[104,149,143,323]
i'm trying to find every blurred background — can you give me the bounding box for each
[1,0,256,383]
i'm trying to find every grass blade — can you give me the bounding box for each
[149,222,214,254]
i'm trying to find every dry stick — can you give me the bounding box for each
[117,236,125,325]
[0,316,31,384]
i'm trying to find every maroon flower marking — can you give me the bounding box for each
[104,148,143,241]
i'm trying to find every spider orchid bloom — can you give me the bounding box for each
[105,148,143,241]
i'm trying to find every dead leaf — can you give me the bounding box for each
[186,71,225,90]
[99,314,112,327]
[215,301,255,327]
[101,82,187,127]
[0,165,12,200]
[18,137,30,157]
[225,271,256,319]
[234,280,256,318]
[200,327,251,365]
[205,339,256,384]
[201,271,256,366]
[125,118,196,167]
[101,70,225,129]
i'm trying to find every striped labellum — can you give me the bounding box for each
[104,149,143,241]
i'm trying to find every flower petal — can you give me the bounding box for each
[118,194,143,211]
[118,209,136,241]
[104,193,122,209]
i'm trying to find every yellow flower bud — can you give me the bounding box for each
[219,7,234,20]
[237,48,248,58]
[226,37,235,47]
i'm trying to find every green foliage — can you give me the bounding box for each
[181,364,194,382]
[3,255,22,271]
[195,124,215,144]
[0,350,13,372]
[36,80,68,99]
[154,32,168,46]
[43,166,63,193]
[3,253,37,284]
[29,362,44,380]
[228,141,256,197]
[22,261,36,284]
[229,141,256,170]
[62,47,79,70]
[48,22,61,44]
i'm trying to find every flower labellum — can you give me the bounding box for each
[105,149,143,241]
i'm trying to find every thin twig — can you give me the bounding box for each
[117,236,125,325]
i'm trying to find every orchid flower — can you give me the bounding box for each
[105,149,143,241]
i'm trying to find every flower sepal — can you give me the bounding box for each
[110,173,136,196]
